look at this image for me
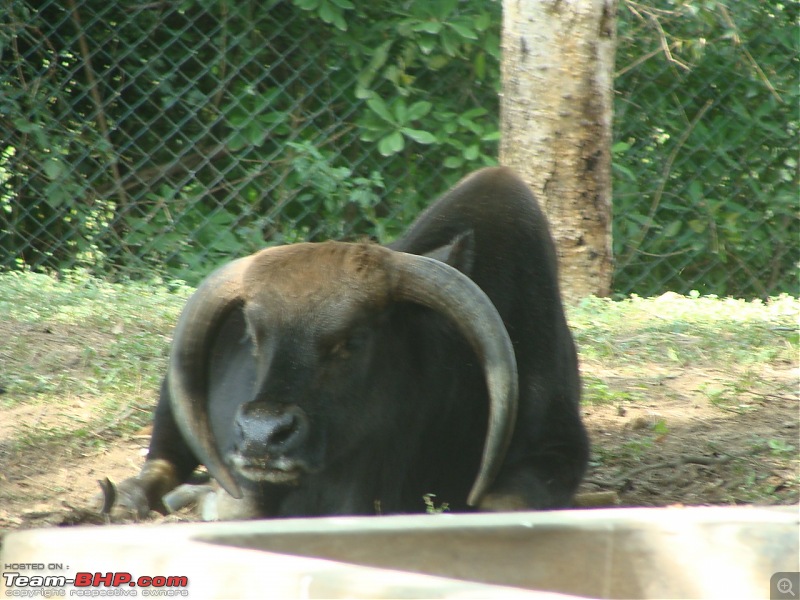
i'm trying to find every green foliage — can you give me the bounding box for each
[422,493,449,514]
[583,376,644,405]
[613,0,799,296]
[0,0,796,295]
[272,141,387,241]
[1,0,501,285]
[768,438,796,458]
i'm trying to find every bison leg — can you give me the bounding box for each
[479,437,589,511]
[107,459,181,518]
[478,460,584,511]
[104,377,200,518]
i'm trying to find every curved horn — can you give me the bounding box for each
[388,252,519,506]
[168,256,255,500]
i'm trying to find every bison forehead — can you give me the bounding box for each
[242,241,394,313]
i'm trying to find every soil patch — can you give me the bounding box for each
[1,319,797,532]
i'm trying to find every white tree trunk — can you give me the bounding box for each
[500,0,616,299]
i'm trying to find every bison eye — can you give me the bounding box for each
[326,330,368,360]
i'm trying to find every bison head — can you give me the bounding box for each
[168,241,518,508]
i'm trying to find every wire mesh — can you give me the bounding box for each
[1,0,797,296]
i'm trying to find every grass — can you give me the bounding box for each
[0,270,192,450]
[571,292,798,406]
[571,293,798,365]
[2,271,797,433]
[1,270,798,509]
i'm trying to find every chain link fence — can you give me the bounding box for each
[2,0,797,296]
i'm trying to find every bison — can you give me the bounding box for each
[108,167,589,519]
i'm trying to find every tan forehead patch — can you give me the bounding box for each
[241,242,393,310]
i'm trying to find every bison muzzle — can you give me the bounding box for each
[106,167,589,519]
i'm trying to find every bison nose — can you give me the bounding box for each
[234,404,309,457]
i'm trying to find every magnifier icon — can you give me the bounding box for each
[778,578,796,597]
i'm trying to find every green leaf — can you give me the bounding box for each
[378,131,404,156]
[663,220,682,237]
[474,12,492,32]
[246,127,268,147]
[358,127,382,142]
[358,40,393,91]
[331,11,347,31]
[13,118,40,134]
[688,219,707,234]
[432,0,458,20]
[458,115,483,135]
[319,2,346,30]
[612,162,637,181]
[367,97,395,124]
[412,20,443,34]
[461,108,488,119]
[688,180,703,203]
[393,99,408,124]
[444,156,464,169]
[293,0,318,10]
[440,30,459,56]
[43,158,65,181]
[354,87,373,100]
[612,141,632,153]
[420,53,445,71]
[406,101,432,121]
[447,21,478,40]
[45,181,68,208]
[417,36,437,55]
[474,51,486,79]
[401,128,437,144]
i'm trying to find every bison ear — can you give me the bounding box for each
[424,230,476,275]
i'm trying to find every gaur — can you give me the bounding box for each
[107,167,589,519]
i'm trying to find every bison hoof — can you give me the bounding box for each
[477,492,530,512]
[91,477,152,520]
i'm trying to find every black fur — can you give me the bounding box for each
[113,167,588,518]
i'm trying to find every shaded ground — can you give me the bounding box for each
[579,365,798,506]
[1,293,798,532]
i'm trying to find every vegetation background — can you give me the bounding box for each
[2,0,797,297]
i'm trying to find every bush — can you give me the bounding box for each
[1,0,796,295]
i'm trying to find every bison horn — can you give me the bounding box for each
[168,256,254,500]
[389,251,519,507]
[168,245,518,508]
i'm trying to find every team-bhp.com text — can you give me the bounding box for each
[4,571,189,597]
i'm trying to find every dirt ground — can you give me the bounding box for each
[1,320,798,533]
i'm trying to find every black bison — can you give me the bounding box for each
[109,167,588,519]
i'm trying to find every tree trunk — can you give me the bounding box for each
[500,0,616,300]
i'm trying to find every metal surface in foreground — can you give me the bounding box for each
[2,506,798,599]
